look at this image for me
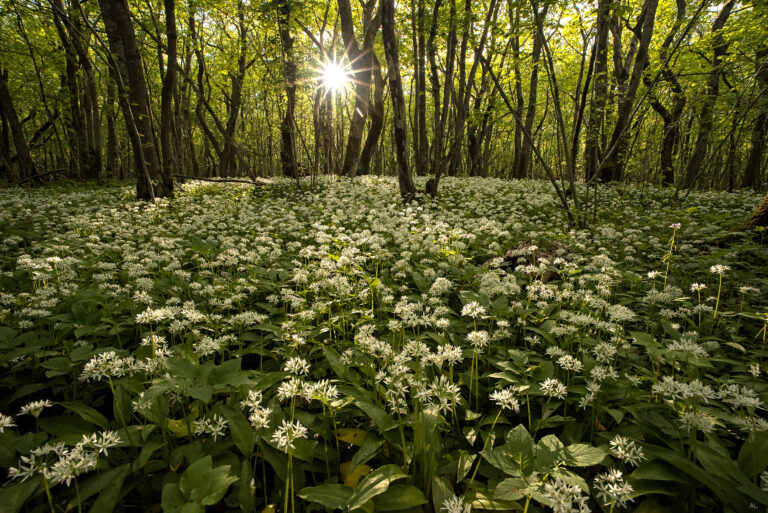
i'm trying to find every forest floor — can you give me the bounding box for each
[0,177,767,512]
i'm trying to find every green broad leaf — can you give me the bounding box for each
[89,464,130,513]
[483,424,535,477]
[298,484,354,510]
[534,435,564,471]
[347,464,408,511]
[60,401,110,430]
[216,404,254,458]
[457,450,477,482]
[134,441,165,472]
[738,430,768,477]
[561,443,608,467]
[494,477,528,500]
[351,432,384,471]
[465,487,522,510]
[238,461,256,512]
[373,485,427,511]
[179,456,239,506]
[0,476,41,513]
[431,476,453,513]
[632,461,695,485]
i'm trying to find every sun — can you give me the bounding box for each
[319,59,350,93]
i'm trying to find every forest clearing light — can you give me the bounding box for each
[319,59,350,93]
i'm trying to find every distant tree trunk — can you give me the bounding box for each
[51,0,102,180]
[98,0,172,199]
[683,0,735,188]
[382,0,415,200]
[277,0,298,179]
[584,0,610,181]
[516,2,547,179]
[600,0,659,182]
[338,0,380,178]
[105,80,122,178]
[425,0,455,195]
[743,44,768,189]
[0,68,37,182]
[160,0,178,182]
[220,0,246,177]
[359,53,386,175]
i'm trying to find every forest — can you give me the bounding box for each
[1,0,768,512]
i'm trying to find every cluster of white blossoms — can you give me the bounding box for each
[609,435,646,466]
[593,469,634,508]
[489,388,520,412]
[542,477,591,513]
[194,414,228,441]
[8,431,121,486]
[271,419,308,453]
[541,378,568,399]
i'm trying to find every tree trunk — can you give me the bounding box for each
[98,0,172,199]
[220,0,247,177]
[382,0,415,200]
[600,0,659,182]
[359,53,386,175]
[338,0,380,178]
[742,44,768,189]
[584,0,610,181]
[160,0,178,182]
[0,68,37,182]
[277,0,298,179]
[682,0,735,188]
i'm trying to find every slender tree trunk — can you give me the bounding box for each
[0,68,37,182]
[743,44,768,189]
[338,0,380,178]
[277,0,298,179]
[160,0,178,181]
[220,1,247,177]
[382,0,415,200]
[584,0,610,181]
[98,0,172,199]
[600,0,659,182]
[683,0,735,188]
[518,2,547,179]
[360,53,386,175]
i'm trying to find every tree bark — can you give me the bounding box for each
[682,0,735,188]
[359,53,386,175]
[584,0,610,181]
[160,0,178,182]
[277,0,298,179]
[382,0,415,200]
[742,44,768,189]
[600,0,659,182]
[338,0,380,178]
[0,68,37,182]
[98,0,172,199]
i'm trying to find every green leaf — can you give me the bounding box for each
[534,435,564,471]
[483,425,535,477]
[347,464,408,511]
[0,476,41,513]
[238,462,256,512]
[561,444,607,467]
[738,430,768,478]
[298,484,354,510]
[179,456,239,506]
[373,485,427,511]
[351,432,383,471]
[90,464,130,513]
[494,478,528,501]
[60,401,110,430]
[217,404,254,458]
